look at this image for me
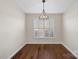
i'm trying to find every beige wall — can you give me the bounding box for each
[0,0,26,59]
[25,14,63,44]
[0,0,78,58]
[63,0,78,57]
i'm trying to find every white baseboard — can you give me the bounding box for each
[26,42,61,44]
[8,42,26,59]
[7,42,61,59]
[8,42,77,59]
[62,43,78,58]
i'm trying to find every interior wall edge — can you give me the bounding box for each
[8,41,62,59]
[61,42,78,58]
[8,42,78,59]
[8,42,27,59]
[25,41,62,44]
[25,13,64,15]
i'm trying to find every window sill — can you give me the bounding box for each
[33,37,56,39]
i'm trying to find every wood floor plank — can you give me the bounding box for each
[11,44,77,59]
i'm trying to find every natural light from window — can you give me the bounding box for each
[33,18,54,38]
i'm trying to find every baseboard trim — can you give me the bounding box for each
[8,42,61,59]
[26,42,61,44]
[8,42,77,59]
[62,43,78,58]
[8,42,26,59]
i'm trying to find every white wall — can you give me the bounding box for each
[25,14,63,44]
[63,0,78,57]
[0,0,77,58]
[0,0,26,59]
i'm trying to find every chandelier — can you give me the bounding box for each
[39,0,49,20]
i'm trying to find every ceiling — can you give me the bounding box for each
[16,0,75,13]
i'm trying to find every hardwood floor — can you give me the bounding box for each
[11,44,77,59]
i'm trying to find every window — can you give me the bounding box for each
[33,18,54,38]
